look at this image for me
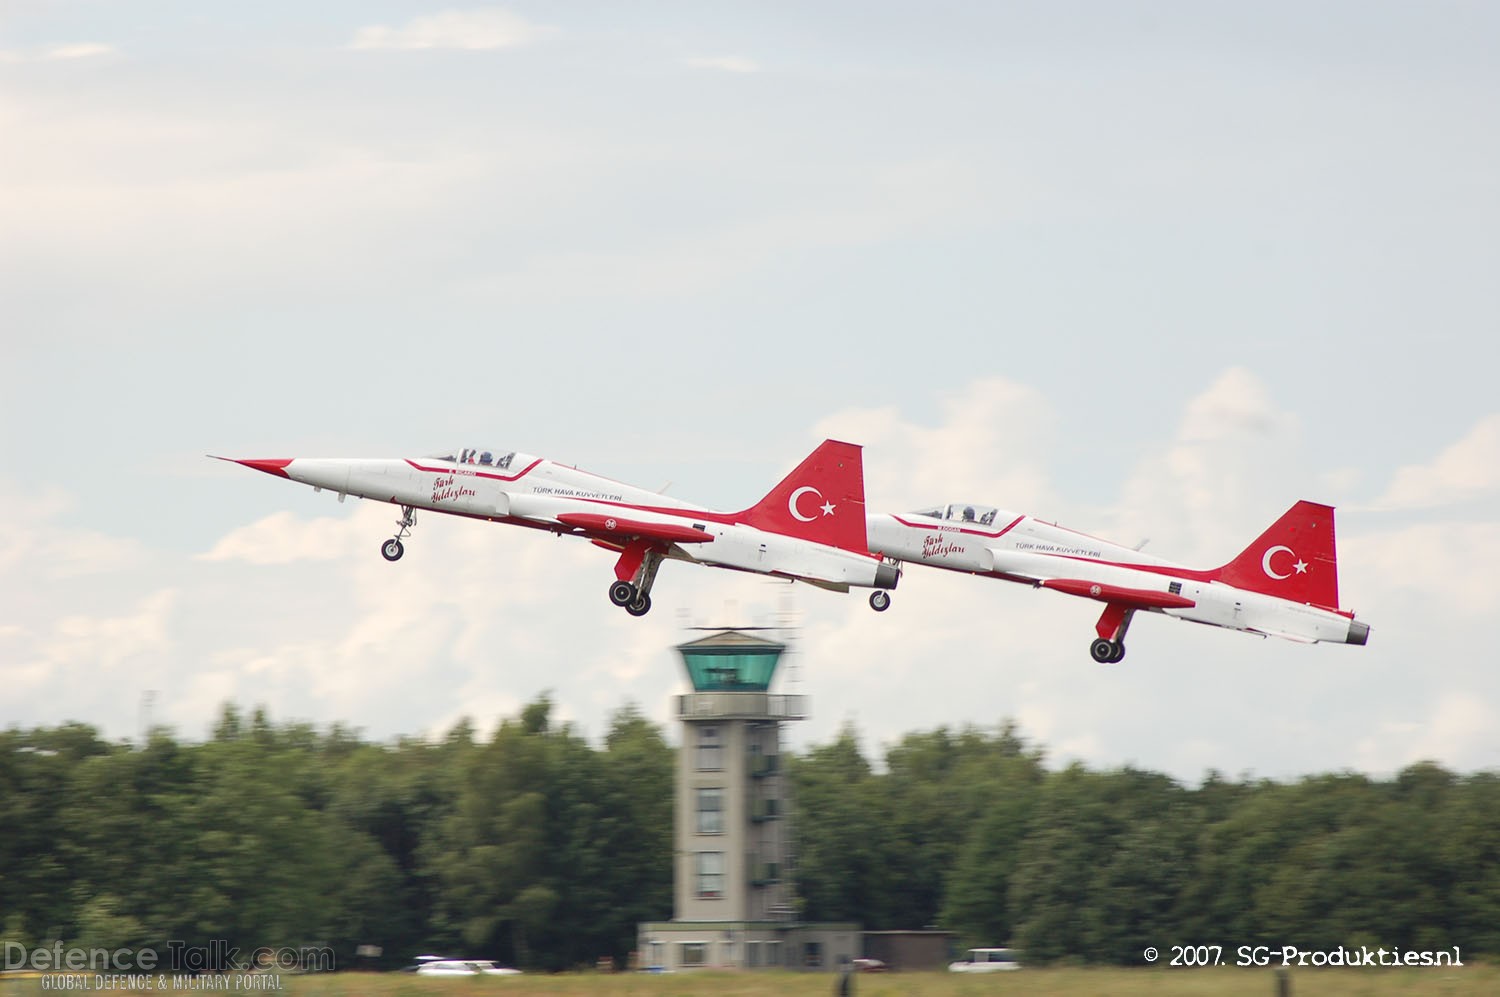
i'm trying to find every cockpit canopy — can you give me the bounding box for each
[910,502,1000,526]
[425,447,517,470]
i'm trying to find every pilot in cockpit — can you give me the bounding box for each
[961,506,976,522]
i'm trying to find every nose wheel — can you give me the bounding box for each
[381,507,416,562]
[869,590,892,612]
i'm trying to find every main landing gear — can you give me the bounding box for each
[1090,604,1134,664]
[869,591,892,612]
[381,506,416,561]
[608,542,662,617]
[1090,638,1126,664]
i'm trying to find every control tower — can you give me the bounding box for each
[637,629,857,972]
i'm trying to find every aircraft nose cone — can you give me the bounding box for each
[232,458,294,478]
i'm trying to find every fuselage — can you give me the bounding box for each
[252,449,893,591]
[867,505,1366,646]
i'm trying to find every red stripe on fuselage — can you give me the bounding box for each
[405,457,544,481]
[891,514,1025,538]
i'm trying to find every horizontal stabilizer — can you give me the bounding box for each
[556,512,714,545]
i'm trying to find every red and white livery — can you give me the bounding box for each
[866,500,1370,662]
[216,441,899,616]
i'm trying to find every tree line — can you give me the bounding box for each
[3,699,1497,970]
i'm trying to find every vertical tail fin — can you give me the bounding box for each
[1214,501,1341,609]
[737,439,870,553]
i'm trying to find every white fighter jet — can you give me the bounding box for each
[865,500,1369,662]
[215,440,899,616]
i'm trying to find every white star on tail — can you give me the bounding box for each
[821,501,836,517]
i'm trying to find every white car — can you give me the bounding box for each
[414,959,522,977]
[949,947,1022,973]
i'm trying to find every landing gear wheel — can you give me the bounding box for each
[381,507,416,562]
[1090,638,1116,664]
[869,590,891,612]
[1109,642,1126,663]
[609,581,637,607]
[626,593,652,617]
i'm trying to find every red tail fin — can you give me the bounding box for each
[1214,501,1341,609]
[737,440,870,553]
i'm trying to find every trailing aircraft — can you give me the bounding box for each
[215,440,898,616]
[865,500,1369,662]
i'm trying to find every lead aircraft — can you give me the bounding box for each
[216,440,899,615]
[865,500,1370,662]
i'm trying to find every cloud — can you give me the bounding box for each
[1374,413,1500,510]
[349,8,553,51]
[4,372,1499,779]
[0,43,116,63]
[466,157,996,303]
[1112,367,1306,565]
[199,509,372,565]
[1341,521,1500,617]
[0,486,145,580]
[685,56,760,74]
[42,43,116,61]
[814,376,1057,512]
[2,589,178,700]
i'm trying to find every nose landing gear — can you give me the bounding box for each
[381,506,416,561]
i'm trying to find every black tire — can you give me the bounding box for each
[1090,638,1115,663]
[381,539,404,562]
[869,591,891,612]
[609,581,636,607]
[1110,642,1126,663]
[626,593,652,617]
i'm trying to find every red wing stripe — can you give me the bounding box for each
[1041,578,1196,609]
[556,512,714,545]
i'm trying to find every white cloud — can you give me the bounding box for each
[1375,413,1500,510]
[42,43,115,61]
[4,370,1499,779]
[199,509,372,565]
[0,486,145,579]
[349,8,553,51]
[1355,693,1498,773]
[685,56,760,74]
[1112,367,1306,566]
[49,590,178,670]
[1341,521,1500,616]
[465,157,996,303]
[0,42,115,63]
[814,376,1057,512]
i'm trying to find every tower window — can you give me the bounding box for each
[696,851,724,898]
[696,787,724,834]
[697,726,722,771]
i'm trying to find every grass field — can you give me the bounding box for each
[6,967,1497,997]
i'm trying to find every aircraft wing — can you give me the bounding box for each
[554,512,715,546]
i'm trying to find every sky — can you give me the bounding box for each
[3,2,1498,783]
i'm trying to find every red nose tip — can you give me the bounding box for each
[233,458,293,478]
